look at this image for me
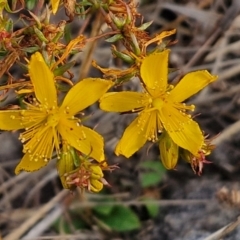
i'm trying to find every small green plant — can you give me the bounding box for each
[139,160,166,188]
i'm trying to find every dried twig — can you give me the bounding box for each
[4,190,68,240]
[212,120,240,146]
[203,216,240,240]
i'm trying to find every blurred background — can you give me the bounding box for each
[2,0,240,239]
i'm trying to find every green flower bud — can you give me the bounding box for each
[159,131,179,169]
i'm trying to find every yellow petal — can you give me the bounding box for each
[90,179,103,192]
[0,109,46,130]
[100,92,149,112]
[60,78,113,116]
[169,70,218,102]
[29,52,57,107]
[159,103,203,155]
[115,113,153,157]
[58,120,105,161]
[15,152,48,174]
[0,110,30,130]
[80,126,105,161]
[90,165,104,178]
[51,0,60,14]
[144,29,176,49]
[21,125,56,165]
[140,50,169,97]
[52,36,86,69]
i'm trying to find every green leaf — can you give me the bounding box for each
[53,61,76,76]
[138,21,153,30]
[140,172,162,187]
[93,204,114,216]
[53,214,86,233]
[140,160,165,171]
[142,198,159,218]
[115,71,137,85]
[139,160,166,187]
[55,82,71,92]
[23,46,40,53]
[96,205,140,232]
[105,34,123,43]
[5,19,13,32]
[112,49,134,64]
[26,0,37,10]
[64,25,72,44]
[33,27,48,43]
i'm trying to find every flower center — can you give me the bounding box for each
[152,98,164,109]
[47,113,60,127]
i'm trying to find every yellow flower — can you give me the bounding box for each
[51,0,60,14]
[100,50,217,158]
[0,52,113,174]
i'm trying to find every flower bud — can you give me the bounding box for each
[57,145,76,189]
[33,27,48,43]
[105,33,124,43]
[159,131,179,169]
[111,13,126,29]
[112,48,135,64]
